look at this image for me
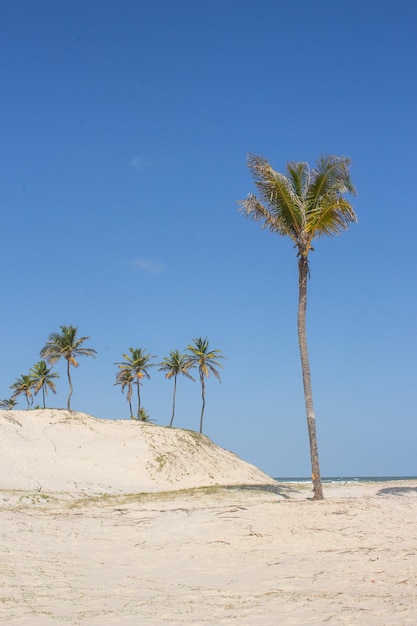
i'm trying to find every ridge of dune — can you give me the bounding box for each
[0,409,277,494]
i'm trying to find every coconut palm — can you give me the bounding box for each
[239,154,357,500]
[115,348,156,419]
[0,397,18,410]
[30,360,59,409]
[10,374,35,409]
[186,337,224,434]
[114,368,135,418]
[159,350,195,427]
[40,325,97,410]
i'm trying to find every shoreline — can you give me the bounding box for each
[278,475,417,483]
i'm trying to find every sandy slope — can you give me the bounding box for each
[0,409,277,493]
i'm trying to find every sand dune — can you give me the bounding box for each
[0,409,277,493]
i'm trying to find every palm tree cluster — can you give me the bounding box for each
[2,327,224,434]
[115,337,224,433]
[5,362,59,410]
[1,325,95,412]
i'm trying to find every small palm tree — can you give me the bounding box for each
[10,374,35,409]
[0,397,18,410]
[240,153,357,499]
[114,368,135,418]
[138,407,152,422]
[40,325,97,410]
[186,337,224,434]
[30,360,59,409]
[159,350,195,427]
[115,348,156,419]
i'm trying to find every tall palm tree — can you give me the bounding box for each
[159,350,195,427]
[186,337,224,434]
[30,360,59,409]
[10,374,35,409]
[40,325,97,410]
[240,154,357,500]
[114,367,134,418]
[115,348,156,419]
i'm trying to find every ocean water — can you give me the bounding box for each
[275,476,417,484]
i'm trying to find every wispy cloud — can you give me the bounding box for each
[131,257,165,275]
[129,156,154,170]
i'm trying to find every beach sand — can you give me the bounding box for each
[1,410,416,625]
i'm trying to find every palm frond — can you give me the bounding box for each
[30,360,59,397]
[115,347,156,382]
[238,194,280,231]
[159,350,195,381]
[40,326,96,362]
[286,161,309,199]
[306,197,358,239]
[186,337,224,381]
[250,154,303,225]
[73,347,97,357]
[308,155,356,208]
[208,362,223,382]
[240,154,305,240]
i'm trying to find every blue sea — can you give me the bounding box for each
[275,476,417,484]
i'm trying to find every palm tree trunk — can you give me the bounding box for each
[42,385,46,409]
[199,370,205,434]
[298,255,323,500]
[136,380,141,419]
[169,375,177,427]
[66,360,73,411]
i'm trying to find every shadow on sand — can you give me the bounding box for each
[376,486,417,496]
[225,483,302,500]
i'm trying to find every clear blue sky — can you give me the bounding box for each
[1,0,416,478]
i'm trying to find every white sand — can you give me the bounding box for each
[0,409,277,493]
[1,410,417,625]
